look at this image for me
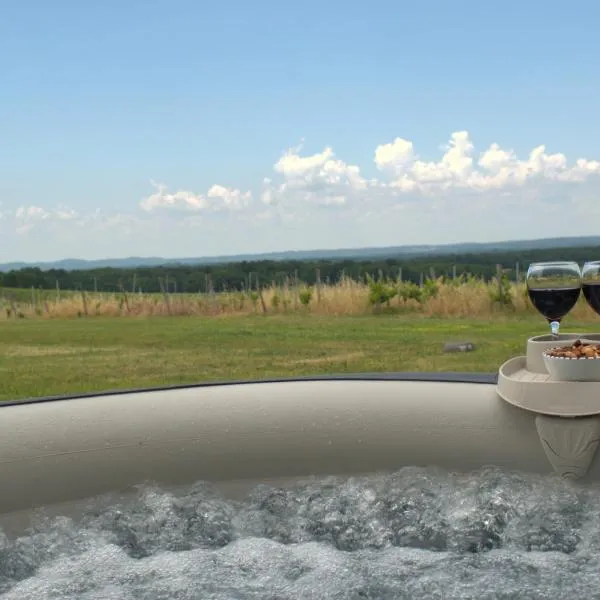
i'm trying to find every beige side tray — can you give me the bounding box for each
[497,356,600,417]
[497,335,600,480]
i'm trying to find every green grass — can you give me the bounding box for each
[0,314,597,401]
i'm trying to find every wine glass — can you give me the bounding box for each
[526,261,581,338]
[582,261,600,316]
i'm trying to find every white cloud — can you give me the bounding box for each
[373,131,600,195]
[257,131,600,208]
[263,142,370,207]
[206,184,252,210]
[2,130,600,261]
[14,206,52,234]
[140,180,252,212]
[12,204,82,235]
[133,132,600,215]
[15,206,50,220]
[54,207,78,221]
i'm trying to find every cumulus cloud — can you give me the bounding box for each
[15,206,51,220]
[140,180,252,212]
[373,130,600,193]
[263,143,370,207]
[132,132,600,217]
[11,204,81,234]
[5,131,600,245]
[14,206,52,235]
[8,204,116,237]
[259,131,600,208]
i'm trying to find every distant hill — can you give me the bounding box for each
[2,235,600,272]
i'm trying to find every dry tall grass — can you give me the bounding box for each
[0,277,597,320]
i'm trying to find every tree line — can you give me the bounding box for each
[1,245,599,294]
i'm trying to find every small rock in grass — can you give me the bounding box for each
[443,341,476,353]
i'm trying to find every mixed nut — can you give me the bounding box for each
[545,339,600,359]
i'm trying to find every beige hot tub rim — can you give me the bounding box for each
[1,367,599,514]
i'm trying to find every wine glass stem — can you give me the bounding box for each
[550,320,560,339]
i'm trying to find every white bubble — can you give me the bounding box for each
[1,467,599,599]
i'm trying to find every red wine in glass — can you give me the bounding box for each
[526,262,581,337]
[527,287,581,322]
[583,284,600,315]
[582,261,600,316]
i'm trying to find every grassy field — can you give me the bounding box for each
[1,313,598,401]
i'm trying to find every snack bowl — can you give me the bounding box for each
[543,340,600,382]
[526,333,589,373]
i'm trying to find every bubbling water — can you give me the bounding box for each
[1,466,600,599]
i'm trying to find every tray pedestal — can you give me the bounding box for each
[535,415,600,479]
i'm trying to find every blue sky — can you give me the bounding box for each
[1,0,599,261]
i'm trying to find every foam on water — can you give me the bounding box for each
[1,466,600,599]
